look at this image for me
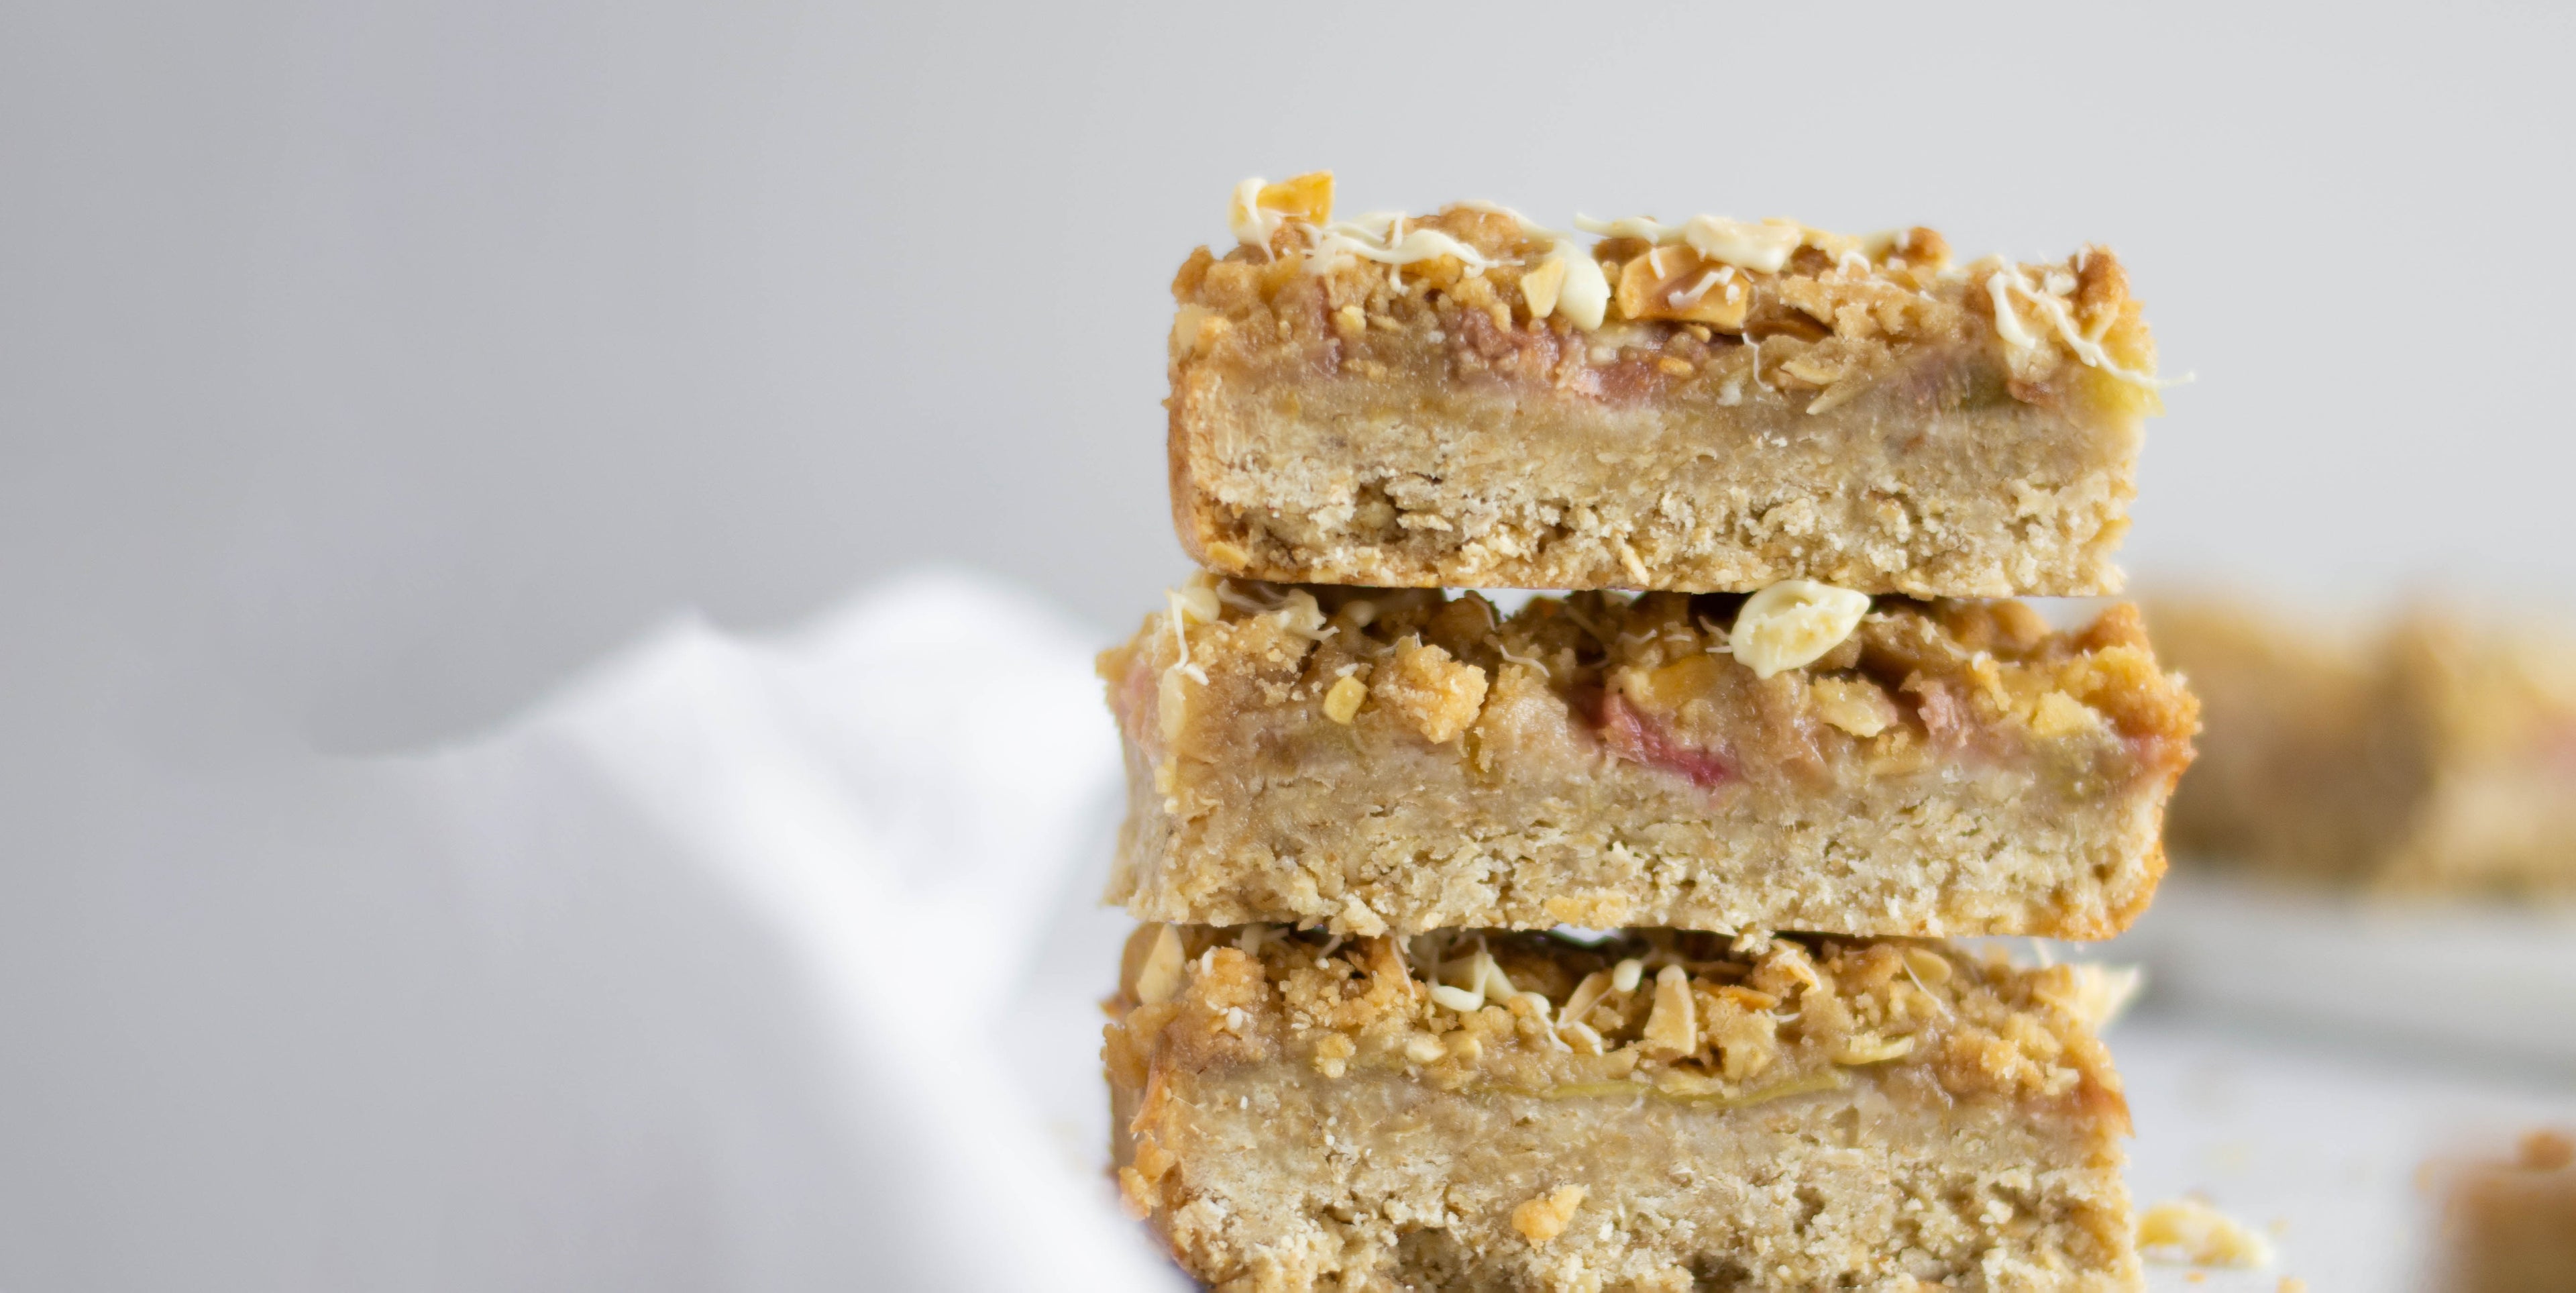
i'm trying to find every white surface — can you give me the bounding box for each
[2117,1012,2573,1292]
[2116,872,2576,1074]
[18,567,2555,1290]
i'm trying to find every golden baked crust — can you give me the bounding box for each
[1102,577,2198,939]
[1169,174,2163,597]
[2151,597,2576,896]
[1106,924,2142,1292]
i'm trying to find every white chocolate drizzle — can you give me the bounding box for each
[1984,261,2165,389]
[1221,176,2157,383]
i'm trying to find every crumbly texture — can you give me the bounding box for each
[1169,201,2161,598]
[1106,925,2142,1292]
[2430,1129,2576,1293]
[1102,579,2197,939]
[2132,1198,2273,1269]
[2151,598,2576,896]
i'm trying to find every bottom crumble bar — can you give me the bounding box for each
[1105,925,2141,1292]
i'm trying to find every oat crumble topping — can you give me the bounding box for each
[1107,923,2134,1120]
[1106,572,2198,800]
[1190,171,2164,412]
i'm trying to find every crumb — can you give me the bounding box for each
[2518,1127,2574,1171]
[1509,1184,1587,1245]
[2137,1197,2275,1269]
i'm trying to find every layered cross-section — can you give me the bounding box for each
[1169,174,2164,599]
[1102,578,2197,939]
[1107,924,2143,1292]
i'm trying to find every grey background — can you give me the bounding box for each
[4,1,2574,1289]
[10,1,2574,757]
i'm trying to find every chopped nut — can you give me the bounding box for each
[1228,171,1332,248]
[1656,356,1694,376]
[1900,946,1954,986]
[1731,580,1872,678]
[1403,1033,1446,1064]
[1558,970,1614,1035]
[1611,958,1645,994]
[1510,1185,1587,1245]
[1835,1033,1916,1066]
[1429,982,1484,1014]
[1552,252,1611,329]
[1613,246,1751,330]
[1803,374,1872,416]
[1680,214,1805,272]
[1170,578,1220,626]
[1643,965,1698,1059]
[1868,225,1950,270]
[1134,925,1187,1006]
[1520,256,1568,321]
[1778,350,1848,386]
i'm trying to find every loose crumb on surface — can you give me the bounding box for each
[2137,1197,2275,1269]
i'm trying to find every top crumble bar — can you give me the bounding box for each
[1169,173,2165,597]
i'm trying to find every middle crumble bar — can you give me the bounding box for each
[1102,578,2198,939]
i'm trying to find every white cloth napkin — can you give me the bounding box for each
[407,568,1181,1291]
[19,566,2566,1292]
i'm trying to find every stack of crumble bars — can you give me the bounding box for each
[1099,173,2199,1292]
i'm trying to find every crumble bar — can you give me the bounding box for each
[2151,597,2576,896]
[1106,924,2143,1292]
[1101,576,2197,940]
[1169,173,2164,598]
